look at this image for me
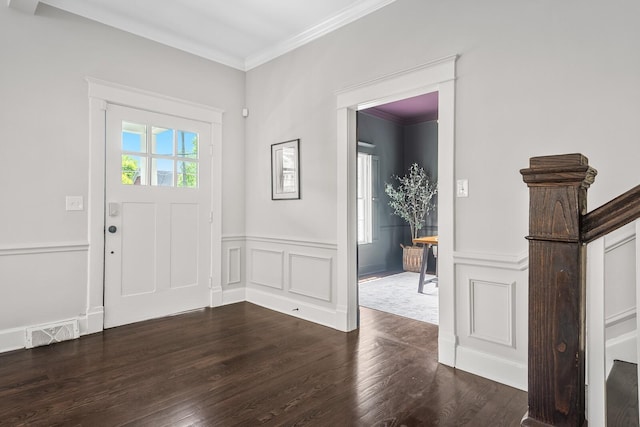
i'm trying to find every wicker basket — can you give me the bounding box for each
[402,245,424,273]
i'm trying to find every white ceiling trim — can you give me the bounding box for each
[244,0,397,71]
[35,0,396,71]
[38,0,246,69]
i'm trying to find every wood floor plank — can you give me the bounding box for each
[0,303,527,426]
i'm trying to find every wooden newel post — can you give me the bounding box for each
[520,154,597,427]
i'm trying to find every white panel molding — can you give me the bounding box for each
[246,288,338,330]
[456,346,527,391]
[249,248,284,289]
[246,235,337,250]
[454,250,529,271]
[0,241,89,256]
[245,0,397,70]
[469,280,515,348]
[288,252,333,302]
[226,247,242,285]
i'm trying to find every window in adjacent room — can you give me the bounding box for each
[357,152,373,244]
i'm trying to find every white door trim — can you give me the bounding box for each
[335,55,457,366]
[86,78,224,333]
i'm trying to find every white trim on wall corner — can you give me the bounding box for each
[0,242,89,256]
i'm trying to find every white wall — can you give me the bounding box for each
[244,0,640,389]
[0,4,245,351]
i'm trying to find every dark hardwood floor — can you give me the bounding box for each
[0,303,527,426]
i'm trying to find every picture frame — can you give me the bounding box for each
[271,139,300,200]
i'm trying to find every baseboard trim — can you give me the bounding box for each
[222,287,246,305]
[246,287,337,329]
[80,307,104,335]
[0,327,25,353]
[455,346,527,391]
[438,333,457,367]
[0,310,101,354]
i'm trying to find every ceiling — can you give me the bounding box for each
[33,0,397,71]
[363,92,439,125]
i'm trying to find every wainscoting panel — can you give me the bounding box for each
[454,254,528,391]
[469,279,515,347]
[250,248,284,289]
[289,253,332,302]
[245,236,338,327]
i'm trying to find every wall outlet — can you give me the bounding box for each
[66,196,84,211]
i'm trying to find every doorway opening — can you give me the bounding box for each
[356,92,439,325]
[335,55,456,365]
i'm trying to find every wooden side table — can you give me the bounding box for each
[412,236,438,293]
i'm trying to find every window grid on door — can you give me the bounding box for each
[121,121,199,188]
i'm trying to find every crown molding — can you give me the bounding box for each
[40,0,246,70]
[39,0,397,72]
[244,0,397,70]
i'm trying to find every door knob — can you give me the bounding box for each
[108,225,117,233]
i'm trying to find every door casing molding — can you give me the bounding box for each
[86,78,224,333]
[335,55,457,366]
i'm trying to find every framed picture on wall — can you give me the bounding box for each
[271,139,300,200]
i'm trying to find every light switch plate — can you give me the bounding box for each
[456,179,469,198]
[66,196,84,211]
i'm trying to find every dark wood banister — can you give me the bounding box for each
[520,153,640,426]
[582,184,640,243]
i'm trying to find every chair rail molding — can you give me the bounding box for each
[0,241,89,256]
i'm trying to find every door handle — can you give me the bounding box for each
[108,225,117,233]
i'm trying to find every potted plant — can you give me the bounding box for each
[384,163,438,272]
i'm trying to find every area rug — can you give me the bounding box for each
[359,271,439,325]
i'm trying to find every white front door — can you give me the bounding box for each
[104,104,212,328]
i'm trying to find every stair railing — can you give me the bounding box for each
[520,153,640,426]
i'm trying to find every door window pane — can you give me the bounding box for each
[177,131,198,158]
[120,121,199,189]
[152,127,174,155]
[152,158,174,186]
[121,155,147,185]
[122,122,147,153]
[177,161,198,188]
